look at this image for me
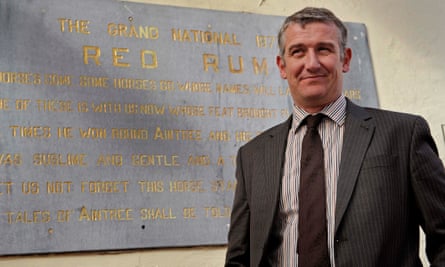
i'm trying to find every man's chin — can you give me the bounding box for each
[301,88,328,99]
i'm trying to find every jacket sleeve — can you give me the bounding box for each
[225,148,250,267]
[410,116,445,265]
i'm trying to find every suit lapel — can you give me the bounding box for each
[257,117,292,243]
[335,100,375,233]
[264,118,291,197]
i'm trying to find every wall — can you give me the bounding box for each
[1,0,444,266]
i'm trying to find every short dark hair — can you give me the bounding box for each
[277,7,348,59]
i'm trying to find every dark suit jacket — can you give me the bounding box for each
[225,99,445,266]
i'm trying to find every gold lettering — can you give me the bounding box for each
[83,45,101,65]
[168,105,205,116]
[36,99,72,112]
[140,208,176,220]
[58,18,90,34]
[237,107,278,118]
[183,207,196,219]
[0,98,9,110]
[78,206,133,221]
[131,154,180,167]
[279,86,290,96]
[79,75,109,88]
[159,80,174,91]
[10,125,51,138]
[141,50,158,69]
[177,81,212,93]
[21,182,40,195]
[138,180,164,192]
[210,179,237,192]
[46,181,73,194]
[216,83,250,94]
[6,210,51,224]
[0,153,22,166]
[153,127,202,141]
[169,180,205,192]
[235,131,252,142]
[344,89,361,100]
[57,127,73,138]
[112,47,130,68]
[44,73,72,86]
[255,35,276,48]
[111,128,149,140]
[113,78,151,90]
[171,29,240,45]
[0,182,13,195]
[207,106,234,117]
[56,210,73,222]
[79,127,107,139]
[217,156,225,165]
[228,55,244,74]
[96,154,123,166]
[203,53,219,72]
[252,57,269,75]
[80,180,129,194]
[187,155,210,166]
[203,54,272,74]
[0,72,40,85]
[107,23,159,39]
[91,102,122,113]
[33,153,87,166]
[204,206,231,218]
[15,99,31,111]
[208,130,230,141]
[253,85,275,96]
[83,46,158,69]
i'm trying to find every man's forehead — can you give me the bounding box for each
[284,22,341,44]
[287,21,338,32]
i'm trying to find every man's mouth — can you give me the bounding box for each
[301,74,325,81]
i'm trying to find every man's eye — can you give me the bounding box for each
[318,47,332,53]
[290,49,303,56]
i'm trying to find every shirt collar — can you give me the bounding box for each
[292,95,347,131]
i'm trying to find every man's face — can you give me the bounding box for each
[277,22,352,113]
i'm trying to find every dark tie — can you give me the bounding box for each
[297,114,330,267]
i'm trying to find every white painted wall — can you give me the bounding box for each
[1,0,443,265]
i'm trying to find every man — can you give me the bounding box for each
[225,7,445,266]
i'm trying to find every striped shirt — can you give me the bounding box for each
[277,96,346,266]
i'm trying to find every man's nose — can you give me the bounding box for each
[305,50,321,70]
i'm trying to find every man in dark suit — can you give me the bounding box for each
[225,7,445,266]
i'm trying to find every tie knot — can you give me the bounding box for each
[304,114,324,129]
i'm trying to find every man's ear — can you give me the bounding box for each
[342,48,352,73]
[276,55,287,79]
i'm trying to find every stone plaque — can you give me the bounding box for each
[0,0,378,254]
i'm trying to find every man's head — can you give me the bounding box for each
[276,7,352,113]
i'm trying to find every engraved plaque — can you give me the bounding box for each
[0,0,378,254]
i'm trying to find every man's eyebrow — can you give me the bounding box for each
[286,41,336,51]
[287,43,304,50]
[317,41,336,47]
